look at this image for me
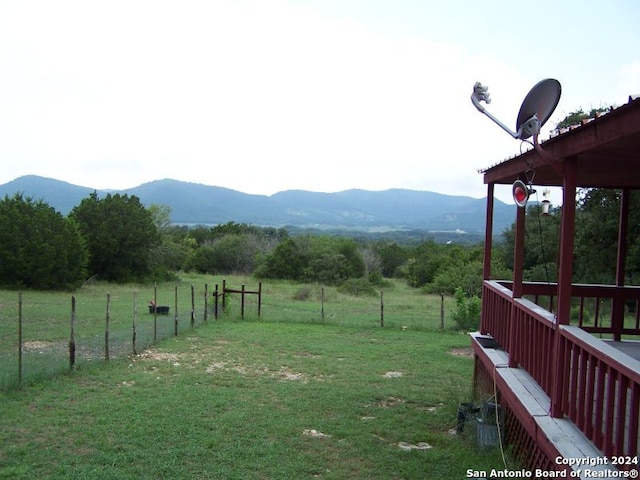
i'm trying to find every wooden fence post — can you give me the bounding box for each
[105,292,111,362]
[204,284,208,323]
[132,291,137,355]
[222,279,227,312]
[380,290,384,328]
[440,293,445,330]
[174,285,179,336]
[70,295,76,369]
[321,287,325,321]
[258,282,262,318]
[214,284,219,319]
[153,282,158,343]
[18,292,23,386]
[241,284,245,319]
[190,284,195,328]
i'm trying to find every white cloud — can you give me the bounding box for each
[1,0,638,207]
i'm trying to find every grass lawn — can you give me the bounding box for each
[0,320,514,479]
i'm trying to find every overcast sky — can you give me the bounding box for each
[1,0,639,204]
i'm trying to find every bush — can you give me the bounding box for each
[368,271,391,288]
[337,278,377,297]
[292,286,313,301]
[450,287,481,331]
[256,236,365,286]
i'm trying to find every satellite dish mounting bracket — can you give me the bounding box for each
[471,82,524,140]
[471,79,562,174]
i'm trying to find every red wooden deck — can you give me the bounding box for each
[474,280,640,474]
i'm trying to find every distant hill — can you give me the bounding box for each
[0,175,515,237]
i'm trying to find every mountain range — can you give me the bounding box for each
[0,175,515,238]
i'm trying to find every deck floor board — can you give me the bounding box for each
[605,339,640,362]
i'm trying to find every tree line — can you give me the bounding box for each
[501,189,640,286]
[0,190,490,295]
[1,187,638,301]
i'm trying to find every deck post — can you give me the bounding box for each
[612,188,630,341]
[507,196,526,368]
[556,158,577,327]
[512,194,526,299]
[483,183,494,281]
[551,158,577,417]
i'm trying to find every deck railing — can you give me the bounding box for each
[480,280,640,462]
[498,281,640,338]
[560,326,640,460]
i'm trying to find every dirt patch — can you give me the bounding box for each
[303,429,331,439]
[205,361,307,382]
[293,351,320,359]
[449,347,474,359]
[22,341,67,355]
[398,441,432,451]
[276,366,306,382]
[135,350,181,362]
[205,361,227,373]
[366,396,406,408]
[23,341,58,351]
[416,402,445,412]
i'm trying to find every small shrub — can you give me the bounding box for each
[293,286,313,301]
[337,278,377,297]
[368,271,391,288]
[450,287,481,331]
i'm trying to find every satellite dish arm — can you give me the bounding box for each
[471,82,520,139]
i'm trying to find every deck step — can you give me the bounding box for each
[470,332,621,479]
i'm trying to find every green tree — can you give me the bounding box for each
[185,233,262,274]
[297,236,364,285]
[574,189,640,284]
[425,244,486,296]
[148,204,173,233]
[70,192,159,282]
[0,194,87,290]
[555,107,608,130]
[147,205,192,279]
[400,239,445,287]
[255,235,365,285]
[373,240,408,277]
[500,188,640,286]
[501,203,561,282]
[178,222,287,275]
[255,237,308,280]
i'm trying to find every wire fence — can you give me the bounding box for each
[0,280,451,391]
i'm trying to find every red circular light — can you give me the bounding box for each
[514,187,527,203]
[512,180,530,207]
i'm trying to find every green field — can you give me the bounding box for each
[0,275,517,478]
[0,274,457,390]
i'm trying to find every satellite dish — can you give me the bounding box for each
[472,78,563,200]
[471,78,561,141]
[515,79,562,140]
